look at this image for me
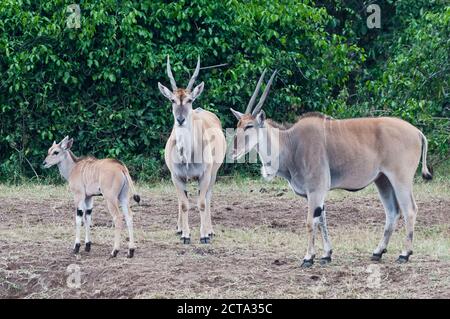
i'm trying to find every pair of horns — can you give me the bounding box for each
[245,69,277,116]
[166,55,200,91]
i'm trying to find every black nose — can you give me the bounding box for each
[177,117,185,125]
[42,161,47,166]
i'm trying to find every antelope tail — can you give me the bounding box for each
[420,132,433,181]
[122,165,141,204]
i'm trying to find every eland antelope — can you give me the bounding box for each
[230,70,433,267]
[158,56,226,244]
[43,136,140,258]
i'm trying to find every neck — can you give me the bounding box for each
[57,151,77,181]
[174,117,195,164]
[257,123,289,180]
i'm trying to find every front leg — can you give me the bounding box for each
[198,171,212,244]
[73,193,86,254]
[172,175,190,244]
[301,192,326,268]
[84,196,93,252]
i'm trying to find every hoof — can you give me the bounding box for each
[73,243,81,254]
[396,251,412,264]
[85,242,91,252]
[320,256,332,265]
[127,248,135,258]
[200,237,211,244]
[371,248,387,262]
[111,249,119,258]
[176,230,182,236]
[301,258,314,268]
[181,237,191,244]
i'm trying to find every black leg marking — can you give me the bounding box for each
[181,237,191,244]
[184,190,188,197]
[85,242,91,252]
[313,206,322,218]
[127,248,135,258]
[85,209,92,215]
[200,237,210,244]
[397,251,413,263]
[371,248,387,262]
[111,249,119,258]
[176,230,183,236]
[76,209,83,217]
[320,249,333,265]
[301,255,315,268]
[73,243,81,254]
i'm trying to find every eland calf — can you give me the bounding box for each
[230,70,432,267]
[43,136,140,258]
[158,56,226,244]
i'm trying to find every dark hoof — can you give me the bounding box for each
[111,249,119,258]
[181,237,191,244]
[73,243,81,254]
[301,258,314,268]
[320,256,332,265]
[371,248,387,262]
[396,251,412,264]
[85,242,91,252]
[200,237,211,244]
[127,248,135,258]
[176,230,182,236]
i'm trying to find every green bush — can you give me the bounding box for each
[0,0,447,182]
[0,0,363,182]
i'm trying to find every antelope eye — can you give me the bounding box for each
[244,125,254,131]
[53,151,59,155]
[186,99,192,104]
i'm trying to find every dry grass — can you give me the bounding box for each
[0,177,449,299]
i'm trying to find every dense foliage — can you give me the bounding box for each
[0,0,448,182]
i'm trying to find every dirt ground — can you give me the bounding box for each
[0,179,449,299]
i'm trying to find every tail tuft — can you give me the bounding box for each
[133,194,141,204]
[422,165,433,181]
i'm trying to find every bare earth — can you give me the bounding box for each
[0,178,449,299]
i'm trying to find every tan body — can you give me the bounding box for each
[231,70,432,266]
[165,108,226,242]
[159,56,226,243]
[43,137,139,258]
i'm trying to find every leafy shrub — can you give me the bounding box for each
[0,0,363,181]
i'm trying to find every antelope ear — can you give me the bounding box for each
[256,110,266,127]
[158,82,174,101]
[230,108,244,120]
[191,82,204,100]
[61,137,73,150]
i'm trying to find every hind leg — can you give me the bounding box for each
[372,174,400,261]
[205,169,218,238]
[119,196,135,258]
[385,173,418,263]
[106,198,123,257]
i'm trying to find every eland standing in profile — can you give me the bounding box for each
[43,136,140,258]
[158,56,226,244]
[230,70,432,267]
